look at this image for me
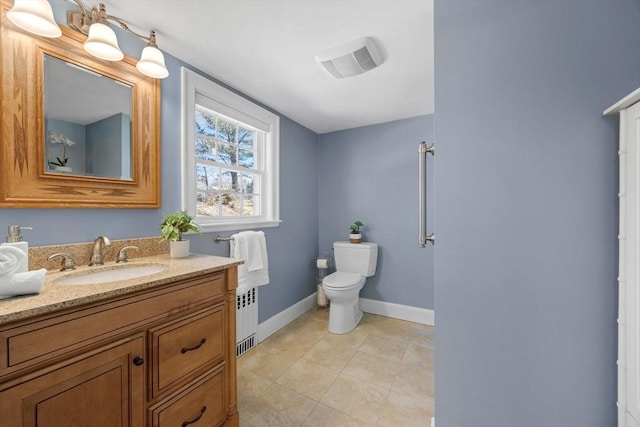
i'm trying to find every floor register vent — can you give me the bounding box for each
[236,287,258,357]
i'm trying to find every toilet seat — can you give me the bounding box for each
[323,272,362,290]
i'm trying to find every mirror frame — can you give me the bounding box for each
[0,0,161,208]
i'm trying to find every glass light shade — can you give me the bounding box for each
[7,0,61,38]
[136,45,169,79]
[83,22,124,61]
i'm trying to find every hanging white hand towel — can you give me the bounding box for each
[241,231,264,272]
[230,231,269,294]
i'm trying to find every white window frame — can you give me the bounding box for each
[604,87,640,427]
[181,67,280,232]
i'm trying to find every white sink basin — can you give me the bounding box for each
[56,264,168,286]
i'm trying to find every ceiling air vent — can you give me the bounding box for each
[316,37,384,79]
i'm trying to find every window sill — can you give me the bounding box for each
[197,220,281,234]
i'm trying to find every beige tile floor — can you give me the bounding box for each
[237,308,434,426]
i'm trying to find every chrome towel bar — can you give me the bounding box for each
[214,233,266,243]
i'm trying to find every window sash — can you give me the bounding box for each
[196,93,270,132]
[182,67,280,232]
[193,111,264,219]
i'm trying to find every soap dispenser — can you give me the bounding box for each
[2,226,33,273]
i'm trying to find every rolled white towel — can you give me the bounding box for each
[0,268,47,299]
[0,245,26,276]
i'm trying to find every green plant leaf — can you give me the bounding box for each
[159,210,202,241]
[349,220,364,233]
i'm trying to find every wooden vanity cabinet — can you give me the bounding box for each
[0,267,239,427]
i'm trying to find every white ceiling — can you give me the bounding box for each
[45,55,131,124]
[105,0,434,134]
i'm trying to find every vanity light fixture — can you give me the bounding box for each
[81,4,123,61]
[6,0,61,38]
[135,30,169,79]
[7,0,169,79]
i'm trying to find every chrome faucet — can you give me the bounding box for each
[89,236,111,266]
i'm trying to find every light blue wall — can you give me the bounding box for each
[433,1,640,426]
[318,115,434,309]
[86,113,126,178]
[0,0,319,323]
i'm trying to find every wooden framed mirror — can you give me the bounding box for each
[0,0,160,208]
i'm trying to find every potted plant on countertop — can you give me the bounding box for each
[349,220,364,243]
[160,210,201,258]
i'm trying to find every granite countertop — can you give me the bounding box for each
[0,253,243,324]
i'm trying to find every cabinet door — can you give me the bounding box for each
[0,335,145,427]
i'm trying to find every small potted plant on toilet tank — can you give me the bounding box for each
[349,220,364,243]
[160,210,201,258]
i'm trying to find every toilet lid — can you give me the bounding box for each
[323,272,362,289]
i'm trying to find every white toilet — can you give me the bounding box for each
[322,241,378,334]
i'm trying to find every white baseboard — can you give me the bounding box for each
[257,292,318,342]
[360,297,435,326]
[257,294,434,344]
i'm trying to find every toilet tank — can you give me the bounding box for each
[333,242,378,277]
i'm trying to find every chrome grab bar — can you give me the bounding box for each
[419,141,435,247]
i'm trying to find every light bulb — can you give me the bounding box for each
[7,0,61,38]
[137,44,169,79]
[84,22,123,61]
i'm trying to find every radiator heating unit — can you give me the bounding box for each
[236,287,258,357]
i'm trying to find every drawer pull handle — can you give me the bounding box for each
[182,406,206,426]
[132,356,144,366]
[181,338,206,354]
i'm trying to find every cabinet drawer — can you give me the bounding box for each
[150,306,225,399]
[1,273,224,373]
[149,366,225,427]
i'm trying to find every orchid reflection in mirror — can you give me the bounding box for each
[47,131,74,173]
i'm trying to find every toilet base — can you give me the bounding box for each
[328,298,363,334]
